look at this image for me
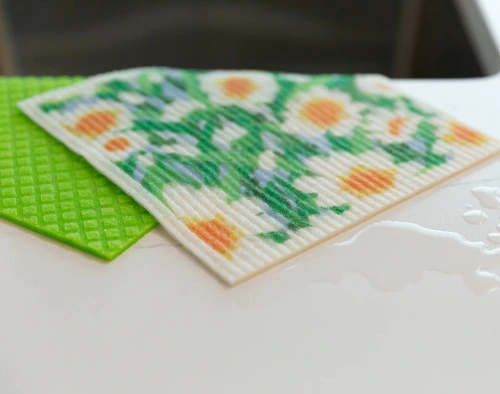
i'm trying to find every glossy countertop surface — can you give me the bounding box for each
[2,2,500,392]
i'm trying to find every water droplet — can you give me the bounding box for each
[462,209,488,225]
[471,186,500,209]
[487,233,500,244]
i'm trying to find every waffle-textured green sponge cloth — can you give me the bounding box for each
[0,77,157,259]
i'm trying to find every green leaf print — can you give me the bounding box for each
[268,75,297,122]
[401,97,435,118]
[382,142,418,164]
[181,70,210,105]
[326,203,351,215]
[257,230,290,244]
[351,127,374,154]
[95,80,133,101]
[39,96,79,112]
[412,120,438,150]
[382,121,447,169]
[325,128,373,155]
[137,71,163,97]
[276,154,315,181]
[219,165,243,203]
[141,165,167,202]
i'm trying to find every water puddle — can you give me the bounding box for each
[232,220,500,308]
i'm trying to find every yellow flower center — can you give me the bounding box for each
[185,214,241,257]
[300,98,345,128]
[444,122,487,145]
[75,110,117,137]
[221,77,257,99]
[341,165,395,197]
[388,117,408,136]
[104,137,130,152]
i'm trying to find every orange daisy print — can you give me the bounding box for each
[185,214,242,258]
[300,98,346,128]
[103,137,131,152]
[443,122,488,146]
[340,165,396,197]
[388,116,408,136]
[221,77,257,100]
[69,110,118,138]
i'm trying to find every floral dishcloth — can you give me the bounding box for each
[18,68,500,284]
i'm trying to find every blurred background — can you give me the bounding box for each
[0,0,486,78]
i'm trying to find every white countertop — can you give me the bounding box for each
[1,3,500,393]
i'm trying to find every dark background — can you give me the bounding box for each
[0,0,484,78]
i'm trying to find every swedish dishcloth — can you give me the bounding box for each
[18,68,500,282]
